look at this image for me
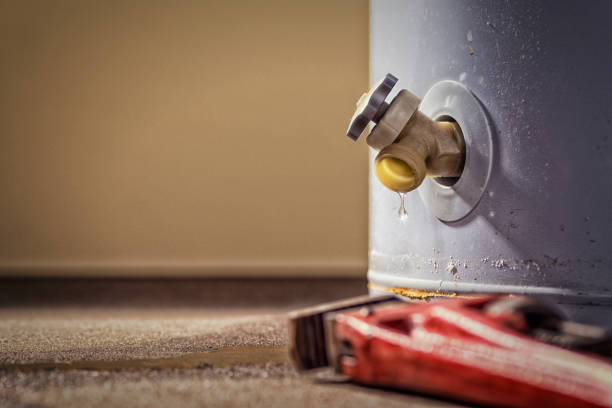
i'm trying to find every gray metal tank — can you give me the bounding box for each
[368,0,612,325]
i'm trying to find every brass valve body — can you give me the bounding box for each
[374,110,465,193]
[362,88,465,193]
[346,75,466,194]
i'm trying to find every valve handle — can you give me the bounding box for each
[346,73,398,141]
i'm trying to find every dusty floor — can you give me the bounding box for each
[0,279,465,407]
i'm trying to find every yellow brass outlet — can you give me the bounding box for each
[375,157,416,192]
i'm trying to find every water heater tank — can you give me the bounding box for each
[366,0,612,326]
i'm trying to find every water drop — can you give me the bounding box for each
[397,192,408,220]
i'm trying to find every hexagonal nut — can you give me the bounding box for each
[431,122,465,176]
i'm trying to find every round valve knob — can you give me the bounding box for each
[346,73,398,141]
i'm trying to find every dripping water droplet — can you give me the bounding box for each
[397,192,408,220]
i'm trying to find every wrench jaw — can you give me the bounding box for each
[326,303,407,380]
[287,294,398,372]
[323,313,341,374]
[324,309,364,375]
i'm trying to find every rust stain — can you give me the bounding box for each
[369,283,472,300]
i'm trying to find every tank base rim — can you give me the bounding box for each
[368,269,612,327]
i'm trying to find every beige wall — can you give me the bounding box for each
[0,0,369,277]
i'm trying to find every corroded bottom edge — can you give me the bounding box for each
[368,270,612,327]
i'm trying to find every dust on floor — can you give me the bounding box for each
[0,279,465,407]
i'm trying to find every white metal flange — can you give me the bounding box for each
[418,80,493,222]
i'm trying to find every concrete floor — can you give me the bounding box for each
[0,279,466,407]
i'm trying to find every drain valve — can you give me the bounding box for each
[347,74,466,193]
